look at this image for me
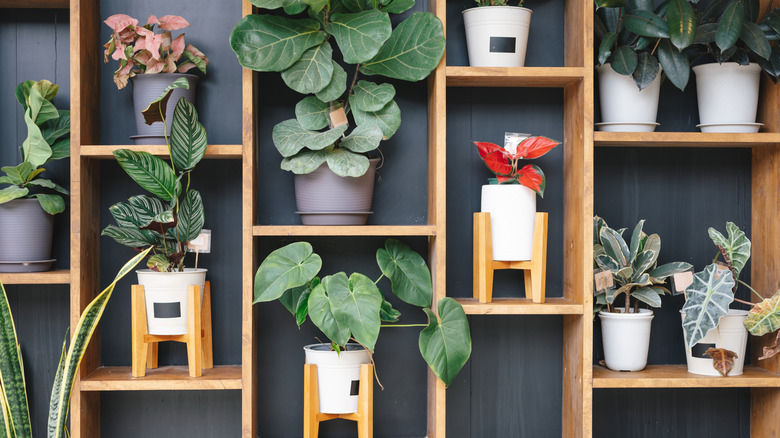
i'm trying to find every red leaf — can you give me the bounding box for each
[704,347,738,376]
[483,150,513,176]
[518,136,560,159]
[516,164,543,195]
[474,141,503,160]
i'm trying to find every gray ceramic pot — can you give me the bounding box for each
[131,73,197,141]
[0,198,54,271]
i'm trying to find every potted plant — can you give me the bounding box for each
[103,13,209,144]
[594,0,696,131]
[102,79,208,336]
[462,0,533,67]
[473,135,559,261]
[254,239,471,414]
[593,216,692,371]
[229,1,445,225]
[689,1,780,132]
[0,80,70,272]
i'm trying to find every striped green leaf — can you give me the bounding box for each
[45,332,67,438]
[101,225,158,248]
[170,98,207,172]
[114,150,178,201]
[0,281,32,438]
[682,264,736,348]
[708,222,751,280]
[140,78,190,126]
[177,190,205,242]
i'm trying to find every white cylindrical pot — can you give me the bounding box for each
[596,63,661,130]
[304,344,371,414]
[137,268,207,335]
[599,309,654,372]
[693,62,761,130]
[463,7,532,67]
[681,309,748,376]
[481,184,536,261]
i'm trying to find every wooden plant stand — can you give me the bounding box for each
[303,363,373,438]
[131,282,214,378]
[473,212,548,303]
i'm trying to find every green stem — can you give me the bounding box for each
[733,297,756,307]
[374,273,385,285]
[712,250,721,264]
[380,323,428,328]
[343,64,362,113]
[737,279,765,301]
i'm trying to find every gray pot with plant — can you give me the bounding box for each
[0,80,70,272]
[229,0,445,225]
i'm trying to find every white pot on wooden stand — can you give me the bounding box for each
[681,309,749,376]
[480,184,536,261]
[304,344,371,414]
[462,6,533,67]
[599,308,654,371]
[137,268,207,335]
[596,64,661,132]
[693,62,762,133]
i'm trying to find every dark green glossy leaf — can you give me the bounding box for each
[666,0,697,50]
[740,21,771,59]
[694,22,718,43]
[379,299,401,322]
[700,0,729,23]
[716,1,744,52]
[610,45,638,75]
[594,0,626,7]
[623,10,670,38]
[598,32,618,65]
[658,39,691,90]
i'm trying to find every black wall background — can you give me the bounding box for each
[0,0,753,436]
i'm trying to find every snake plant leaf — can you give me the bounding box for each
[658,39,691,90]
[340,124,383,153]
[594,0,626,8]
[230,15,326,72]
[632,286,663,307]
[23,106,52,168]
[170,98,208,172]
[33,193,65,215]
[0,282,32,437]
[682,264,736,348]
[419,297,472,386]
[648,261,693,280]
[623,10,670,39]
[708,222,751,281]
[744,290,780,336]
[0,185,28,204]
[140,77,190,125]
[327,272,383,350]
[45,331,67,438]
[632,52,660,90]
[360,12,445,81]
[598,32,618,65]
[101,225,158,247]
[281,149,330,174]
[295,96,330,131]
[600,226,630,268]
[273,119,348,157]
[326,148,370,177]
[351,98,401,140]
[716,1,744,52]
[704,347,738,376]
[379,299,401,322]
[376,238,433,307]
[254,242,322,302]
[609,45,638,76]
[176,190,204,242]
[740,21,772,60]
[315,61,347,102]
[326,10,392,64]
[666,0,697,50]
[308,279,351,347]
[352,81,396,112]
[114,150,178,201]
[628,219,645,265]
[382,0,415,14]
[281,42,334,94]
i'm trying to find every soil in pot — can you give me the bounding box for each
[462,6,532,67]
[137,268,207,335]
[0,198,54,272]
[304,343,371,414]
[599,308,654,371]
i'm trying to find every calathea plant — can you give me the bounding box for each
[229,0,445,177]
[254,238,471,386]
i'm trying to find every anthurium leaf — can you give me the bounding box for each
[0,185,29,204]
[326,148,370,177]
[379,298,401,322]
[254,242,322,302]
[101,225,158,247]
[2,163,32,185]
[308,279,351,347]
[340,124,383,153]
[281,284,309,315]
[704,347,738,376]
[281,149,330,174]
[281,42,334,94]
[682,264,736,348]
[326,10,392,64]
[708,222,751,280]
[114,149,178,201]
[295,96,330,131]
[648,261,693,280]
[351,98,401,140]
[609,46,638,76]
[170,98,207,172]
[382,0,414,14]
[376,238,432,307]
[623,10,670,39]
[632,52,660,90]
[716,1,744,52]
[598,32,618,65]
[419,297,472,386]
[230,15,326,72]
[352,81,396,112]
[315,61,347,102]
[600,226,630,268]
[744,290,780,336]
[33,193,65,215]
[632,286,663,307]
[326,272,383,350]
[295,287,312,326]
[272,119,348,157]
[23,106,52,168]
[176,190,204,242]
[0,282,33,438]
[666,0,697,50]
[658,39,691,90]
[360,12,445,81]
[141,77,190,125]
[740,21,771,60]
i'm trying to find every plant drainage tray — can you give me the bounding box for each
[295,211,373,226]
[0,259,56,273]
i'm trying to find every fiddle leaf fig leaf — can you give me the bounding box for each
[170,97,207,172]
[708,222,751,280]
[326,148,370,177]
[141,77,190,125]
[716,1,744,53]
[2,163,33,185]
[33,193,65,215]
[376,238,433,307]
[272,119,348,157]
[326,10,392,64]
[0,185,28,204]
[308,279,351,347]
[682,264,736,348]
[419,298,472,386]
[48,138,70,161]
[657,39,690,91]
[295,96,330,131]
[744,290,780,336]
[23,106,52,168]
[352,81,396,112]
[303,0,329,13]
[176,189,204,242]
[229,15,326,72]
[328,272,383,351]
[666,0,697,50]
[281,42,335,94]
[113,150,178,201]
[315,61,347,102]
[254,242,322,302]
[704,347,738,376]
[351,98,401,140]
[281,149,329,174]
[340,0,378,12]
[26,178,68,195]
[340,124,383,153]
[40,110,70,145]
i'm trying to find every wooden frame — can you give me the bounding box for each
[303,363,373,438]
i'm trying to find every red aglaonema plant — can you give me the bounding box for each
[474,136,560,196]
[103,14,209,90]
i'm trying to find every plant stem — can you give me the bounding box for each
[712,250,721,264]
[343,64,362,112]
[737,279,765,301]
[650,38,661,56]
[733,297,756,307]
[374,273,385,285]
[380,324,427,328]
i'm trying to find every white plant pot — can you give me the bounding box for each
[680,309,748,376]
[137,268,207,335]
[693,62,761,131]
[596,63,661,130]
[463,6,532,67]
[599,309,654,371]
[480,184,536,261]
[304,344,371,414]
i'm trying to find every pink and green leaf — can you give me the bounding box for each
[158,15,190,31]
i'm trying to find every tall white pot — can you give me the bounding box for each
[304,344,371,414]
[462,6,532,67]
[681,309,748,376]
[480,184,536,261]
[600,309,654,371]
[137,268,207,335]
[693,62,761,132]
[596,64,661,132]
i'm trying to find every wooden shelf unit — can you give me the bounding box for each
[0,0,67,8]
[80,365,243,391]
[79,144,243,158]
[446,66,585,88]
[0,270,70,285]
[594,131,780,148]
[593,365,780,389]
[454,297,583,315]
[252,225,437,236]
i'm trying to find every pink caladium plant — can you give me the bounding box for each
[474,136,560,197]
[103,14,209,90]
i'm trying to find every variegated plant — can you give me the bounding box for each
[593,216,692,314]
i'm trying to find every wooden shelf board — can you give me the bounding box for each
[454,297,584,315]
[80,365,242,391]
[253,225,437,236]
[593,365,780,388]
[446,67,585,87]
[594,132,780,148]
[0,270,70,285]
[79,144,242,159]
[0,0,67,7]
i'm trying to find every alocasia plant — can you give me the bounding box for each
[473,136,560,196]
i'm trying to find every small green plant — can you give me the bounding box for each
[473,0,520,6]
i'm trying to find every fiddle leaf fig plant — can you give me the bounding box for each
[229,0,445,177]
[254,238,471,386]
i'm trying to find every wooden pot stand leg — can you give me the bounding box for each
[131,281,214,378]
[303,363,373,438]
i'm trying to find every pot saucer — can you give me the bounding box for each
[295,211,373,226]
[0,259,56,273]
[696,123,762,133]
[595,122,660,132]
[129,134,166,145]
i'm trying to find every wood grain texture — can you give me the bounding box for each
[0,0,67,7]
[0,270,70,284]
[253,225,437,236]
[80,365,243,391]
[455,297,583,315]
[595,131,780,147]
[79,144,242,158]
[593,365,780,388]
[446,67,584,87]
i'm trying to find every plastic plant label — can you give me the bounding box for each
[329,106,348,129]
[188,229,211,253]
[671,270,694,296]
[715,262,731,278]
[594,269,613,292]
[504,132,531,154]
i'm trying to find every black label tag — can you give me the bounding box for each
[153,302,181,318]
[691,343,716,358]
[490,36,516,53]
[350,380,360,396]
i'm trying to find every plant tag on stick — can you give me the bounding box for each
[670,270,694,296]
[594,269,613,292]
[188,229,211,253]
[715,262,730,279]
[329,105,348,129]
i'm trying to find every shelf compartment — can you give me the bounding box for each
[454,297,583,315]
[0,0,67,7]
[593,365,780,388]
[79,144,242,159]
[253,225,437,236]
[594,132,780,148]
[0,270,70,285]
[446,67,585,88]
[80,365,242,391]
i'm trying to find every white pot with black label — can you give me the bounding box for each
[304,344,371,414]
[681,309,749,376]
[137,268,207,335]
[463,6,533,67]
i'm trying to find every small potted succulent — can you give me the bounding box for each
[0,80,70,272]
[254,239,471,414]
[103,13,209,144]
[462,0,533,67]
[593,216,692,371]
[473,134,559,261]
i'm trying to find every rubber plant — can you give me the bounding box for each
[254,238,471,386]
[229,0,445,178]
[473,136,560,197]
[0,248,150,438]
[0,80,70,214]
[101,78,207,272]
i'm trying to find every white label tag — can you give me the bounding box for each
[188,229,211,253]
